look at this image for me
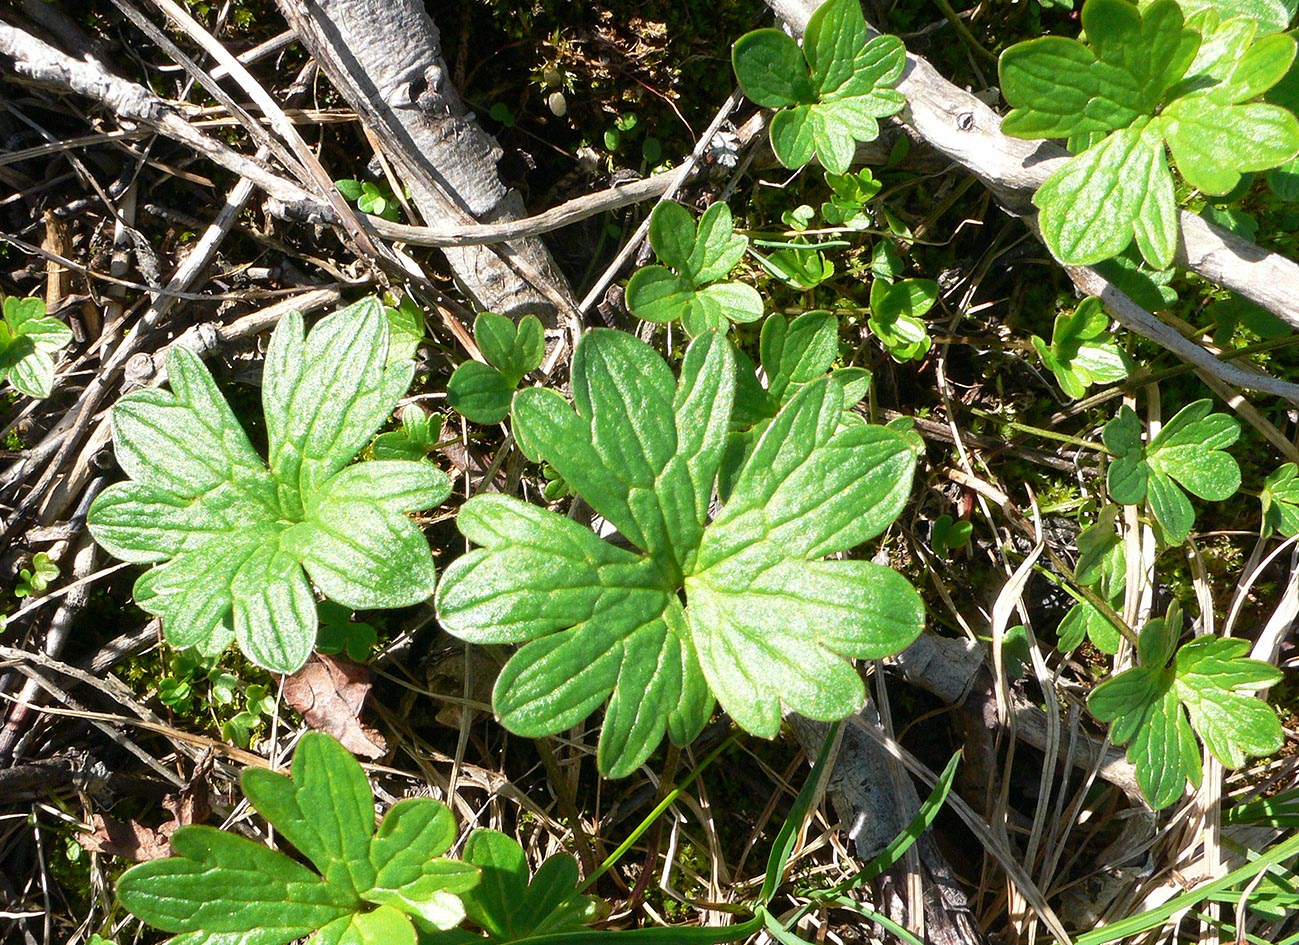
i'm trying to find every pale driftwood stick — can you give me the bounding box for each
[369,173,675,247]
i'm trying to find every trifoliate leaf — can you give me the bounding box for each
[1103,400,1240,544]
[732,0,905,174]
[0,295,73,399]
[821,168,881,228]
[625,202,763,335]
[474,313,545,388]
[436,330,922,776]
[1001,0,1299,266]
[117,733,480,945]
[1090,603,1283,808]
[87,298,449,673]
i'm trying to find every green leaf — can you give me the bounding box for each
[437,330,922,775]
[1002,0,1299,266]
[447,360,515,425]
[87,298,449,673]
[118,734,479,945]
[383,295,424,363]
[869,278,936,362]
[1001,0,1198,138]
[1103,400,1239,544]
[15,552,59,598]
[0,295,73,399]
[1089,606,1283,808]
[760,245,836,290]
[1262,463,1299,536]
[732,0,906,174]
[460,830,600,940]
[1033,297,1134,399]
[760,310,839,404]
[626,202,761,335]
[474,313,545,387]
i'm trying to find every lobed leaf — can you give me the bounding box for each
[88,298,445,673]
[437,331,922,776]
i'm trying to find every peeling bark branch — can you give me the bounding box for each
[273,0,575,321]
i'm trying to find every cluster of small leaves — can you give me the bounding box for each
[821,168,881,228]
[336,178,402,222]
[624,201,763,335]
[1104,399,1241,545]
[1089,601,1284,809]
[86,299,449,673]
[1057,506,1125,653]
[1000,0,1299,267]
[1031,297,1134,400]
[15,552,58,599]
[0,295,73,399]
[116,733,599,945]
[756,233,837,291]
[436,329,923,777]
[447,313,545,424]
[731,0,906,174]
[868,277,938,362]
[371,405,442,463]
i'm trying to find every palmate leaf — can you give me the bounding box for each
[1089,604,1283,808]
[87,298,450,673]
[436,330,923,777]
[732,0,906,174]
[1000,0,1299,267]
[117,734,480,945]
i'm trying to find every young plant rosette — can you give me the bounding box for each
[435,330,924,777]
[86,298,449,673]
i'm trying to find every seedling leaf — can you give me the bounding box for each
[626,202,763,335]
[1103,400,1240,544]
[1032,297,1134,399]
[0,295,73,399]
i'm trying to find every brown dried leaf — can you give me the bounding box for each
[283,653,387,759]
[81,814,173,862]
